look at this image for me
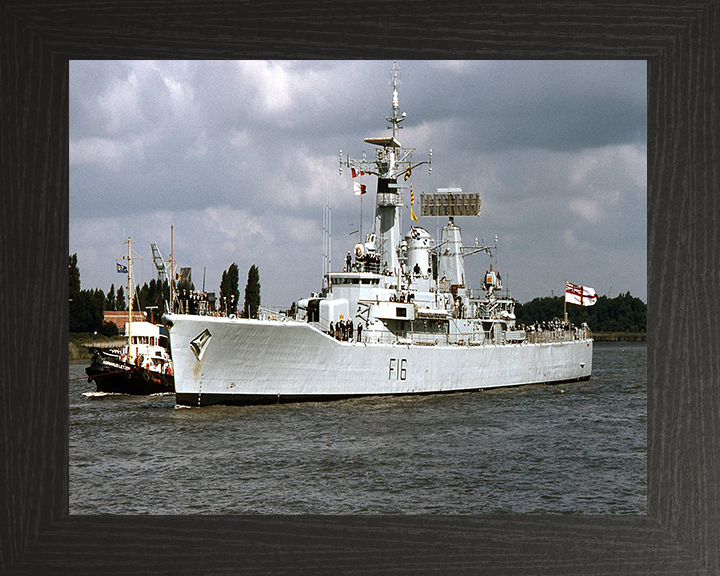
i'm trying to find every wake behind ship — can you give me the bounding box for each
[163,62,593,407]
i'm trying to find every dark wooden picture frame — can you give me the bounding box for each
[1,2,717,573]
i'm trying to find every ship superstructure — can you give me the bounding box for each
[163,63,592,407]
[300,63,519,350]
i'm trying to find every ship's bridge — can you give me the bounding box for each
[327,271,396,324]
[328,272,383,287]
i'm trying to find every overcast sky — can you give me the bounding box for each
[69,60,646,307]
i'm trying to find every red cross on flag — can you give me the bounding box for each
[565,281,598,306]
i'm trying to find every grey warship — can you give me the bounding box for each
[163,62,593,407]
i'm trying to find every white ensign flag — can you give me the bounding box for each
[565,281,598,306]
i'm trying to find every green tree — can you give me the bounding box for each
[219,263,239,313]
[72,290,91,333]
[69,254,80,299]
[243,264,261,319]
[69,254,82,332]
[99,320,119,337]
[116,285,126,311]
[161,280,171,312]
[134,279,171,320]
[514,293,646,332]
[72,287,106,333]
[132,288,141,313]
[105,284,116,311]
[69,254,107,333]
[89,288,106,331]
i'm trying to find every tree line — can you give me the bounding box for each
[69,254,261,334]
[514,292,646,333]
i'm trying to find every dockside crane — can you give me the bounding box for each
[151,243,171,283]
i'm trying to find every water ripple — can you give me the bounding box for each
[69,342,646,514]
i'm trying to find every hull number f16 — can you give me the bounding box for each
[389,358,408,380]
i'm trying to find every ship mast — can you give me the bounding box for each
[121,236,143,363]
[342,62,431,276]
[126,237,133,363]
[170,225,174,313]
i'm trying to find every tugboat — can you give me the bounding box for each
[86,237,174,395]
[163,62,593,407]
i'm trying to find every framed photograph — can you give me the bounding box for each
[2,2,716,573]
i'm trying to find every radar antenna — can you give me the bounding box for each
[343,62,432,181]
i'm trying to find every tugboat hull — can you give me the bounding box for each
[86,353,174,395]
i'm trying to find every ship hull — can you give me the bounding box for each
[165,314,593,407]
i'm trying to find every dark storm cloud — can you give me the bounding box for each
[401,60,646,153]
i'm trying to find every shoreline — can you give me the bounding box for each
[69,334,125,361]
[592,332,646,342]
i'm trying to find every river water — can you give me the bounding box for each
[69,341,646,514]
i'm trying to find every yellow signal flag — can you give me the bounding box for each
[410,184,418,223]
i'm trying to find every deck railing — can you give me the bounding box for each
[257,307,293,322]
[358,327,589,346]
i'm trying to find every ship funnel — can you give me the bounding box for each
[437,220,465,289]
[405,227,433,278]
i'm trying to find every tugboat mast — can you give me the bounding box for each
[126,237,134,364]
[121,237,142,364]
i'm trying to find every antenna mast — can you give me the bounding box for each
[341,62,432,275]
[127,237,133,362]
[120,238,142,363]
[170,226,175,313]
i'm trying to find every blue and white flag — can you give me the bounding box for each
[116,262,128,274]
